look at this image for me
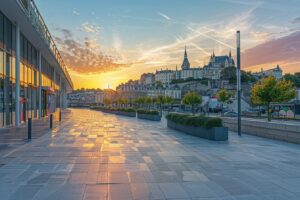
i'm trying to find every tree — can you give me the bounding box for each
[251,76,296,121]
[164,96,175,111]
[103,98,112,106]
[182,92,202,115]
[145,96,153,110]
[134,97,145,108]
[284,73,300,88]
[217,89,231,115]
[221,66,236,83]
[155,95,166,114]
[221,67,256,83]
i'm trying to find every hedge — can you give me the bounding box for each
[136,109,159,115]
[91,106,135,113]
[166,113,223,128]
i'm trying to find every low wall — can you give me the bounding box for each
[167,120,228,141]
[223,117,300,144]
[137,113,161,121]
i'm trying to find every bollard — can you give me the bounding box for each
[59,110,62,122]
[28,117,32,140]
[50,114,53,129]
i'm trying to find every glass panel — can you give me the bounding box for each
[0,50,3,76]
[0,12,3,49]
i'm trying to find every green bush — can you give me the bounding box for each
[91,106,135,113]
[137,109,159,115]
[118,108,136,113]
[166,113,223,128]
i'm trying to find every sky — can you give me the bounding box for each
[35,0,300,89]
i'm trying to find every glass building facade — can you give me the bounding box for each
[0,0,73,127]
[0,11,16,126]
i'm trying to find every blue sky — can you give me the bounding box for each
[35,0,300,89]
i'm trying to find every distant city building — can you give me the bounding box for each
[164,85,181,99]
[147,85,181,99]
[177,67,203,80]
[156,47,203,83]
[181,46,190,70]
[140,73,155,85]
[253,65,283,80]
[155,69,175,84]
[203,51,235,80]
[67,89,117,107]
[177,47,203,80]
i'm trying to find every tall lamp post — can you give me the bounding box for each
[236,31,241,136]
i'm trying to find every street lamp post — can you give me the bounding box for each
[236,31,241,136]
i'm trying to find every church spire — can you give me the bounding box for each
[213,50,215,57]
[181,46,190,70]
[229,50,231,57]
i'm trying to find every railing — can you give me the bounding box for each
[17,0,74,89]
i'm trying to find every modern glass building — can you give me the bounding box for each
[0,0,73,127]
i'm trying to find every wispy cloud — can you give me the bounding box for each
[187,26,235,49]
[81,22,101,34]
[54,28,127,74]
[72,8,80,16]
[292,17,300,24]
[218,0,263,6]
[157,12,171,20]
[112,33,122,51]
[242,31,300,70]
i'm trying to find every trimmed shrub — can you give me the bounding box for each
[137,109,159,115]
[166,113,223,128]
[91,106,135,113]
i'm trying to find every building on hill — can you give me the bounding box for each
[147,84,181,100]
[203,51,235,80]
[155,69,175,84]
[181,46,190,70]
[253,65,283,80]
[140,73,155,85]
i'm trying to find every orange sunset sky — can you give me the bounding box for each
[35,0,300,89]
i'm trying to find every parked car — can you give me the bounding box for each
[224,111,238,117]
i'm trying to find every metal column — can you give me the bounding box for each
[15,23,20,127]
[236,31,241,136]
[38,51,42,118]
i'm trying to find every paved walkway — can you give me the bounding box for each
[0,110,65,158]
[1,108,300,200]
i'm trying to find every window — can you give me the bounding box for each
[0,12,3,49]
[0,50,3,76]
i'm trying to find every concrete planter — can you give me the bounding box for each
[137,113,161,121]
[114,111,136,117]
[167,120,228,141]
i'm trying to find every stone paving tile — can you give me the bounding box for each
[1,108,300,199]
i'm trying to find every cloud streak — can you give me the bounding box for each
[158,12,171,20]
[54,28,127,74]
[81,22,101,34]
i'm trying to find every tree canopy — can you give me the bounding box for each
[284,73,300,88]
[220,67,256,83]
[217,89,231,104]
[251,76,296,121]
[182,92,202,114]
